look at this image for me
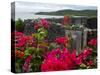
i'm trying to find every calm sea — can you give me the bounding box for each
[15,13,63,20]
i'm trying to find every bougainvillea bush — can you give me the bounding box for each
[12,18,97,73]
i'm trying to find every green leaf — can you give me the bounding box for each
[24,47,34,56]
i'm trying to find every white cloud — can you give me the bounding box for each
[15,1,97,13]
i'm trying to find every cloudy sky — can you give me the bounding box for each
[15,1,97,13]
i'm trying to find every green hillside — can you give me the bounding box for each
[36,9,97,17]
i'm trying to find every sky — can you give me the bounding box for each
[15,1,97,13]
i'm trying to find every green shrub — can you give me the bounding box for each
[15,18,24,32]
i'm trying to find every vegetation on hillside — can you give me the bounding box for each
[36,9,97,17]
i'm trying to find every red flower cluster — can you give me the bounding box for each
[15,31,23,37]
[41,48,77,71]
[40,19,49,28]
[88,38,97,46]
[55,37,68,47]
[34,19,49,30]
[41,47,93,71]
[83,48,92,59]
[15,50,24,58]
[23,55,33,72]
[87,60,94,66]
[76,48,93,65]
[14,31,24,40]
[16,35,35,47]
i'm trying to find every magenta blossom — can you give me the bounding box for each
[88,38,97,46]
[41,47,93,71]
[41,48,77,71]
[75,48,93,65]
[87,60,94,66]
[83,48,92,60]
[55,37,68,47]
[23,55,32,72]
[16,35,35,47]
[40,19,49,28]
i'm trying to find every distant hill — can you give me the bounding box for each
[36,9,97,17]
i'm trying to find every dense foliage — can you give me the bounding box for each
[15,18,24,32]
[13,18,97,73]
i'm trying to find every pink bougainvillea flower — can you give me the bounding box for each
[16,35,34,47]
[13,31,24,40]
[83,48,92,60]
[15,31,23,36]
[23,55,33,72]
[41,47,94,72]
[40,19,49,28]
[75,54,83,65]
[87,60,94,66]
[41,48,77,71]
[75,48,93,65]
[55,37,68,47]
[34,19,49,30]
[88,38,97,46]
